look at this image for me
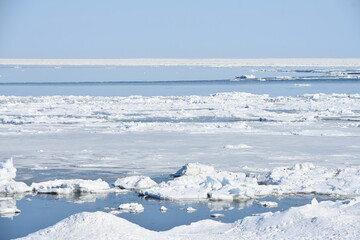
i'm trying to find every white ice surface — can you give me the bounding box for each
[113,176,156,190]
[18,198,360,240]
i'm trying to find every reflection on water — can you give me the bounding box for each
[0,189,340,240]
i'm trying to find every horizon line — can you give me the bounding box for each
[1,58,360,67]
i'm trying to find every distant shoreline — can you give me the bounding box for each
[1,58,360,67]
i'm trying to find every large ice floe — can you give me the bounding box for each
[140,162,360,200]
[18,197,360,240]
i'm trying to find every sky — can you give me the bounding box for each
[0,0,359,58]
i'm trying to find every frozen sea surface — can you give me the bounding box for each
[0,64,360,239]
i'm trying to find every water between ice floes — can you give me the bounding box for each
[0,185,340,240]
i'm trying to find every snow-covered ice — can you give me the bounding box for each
[31,179,110,194]
[113,176,156,190]
[186,207,197,213]
[0,158,31,194]
[160,206,168,212]
[118,203,144,213]
[1,92,359,135]
[17,197,360,240]
[141,162,360,200]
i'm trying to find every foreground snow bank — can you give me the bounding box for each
[18,198,360,240]
[0,158,31,194]
[31,179,110,194]
[140,162,360,200]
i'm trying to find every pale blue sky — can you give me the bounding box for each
[0,0,359,58]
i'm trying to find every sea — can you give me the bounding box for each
[0,64,359,239]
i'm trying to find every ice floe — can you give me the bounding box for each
[18,197,360,240]
[140,162,360,201]
[31,179,110,194]
[186,207,197,213]
[160,206,168,212]
[113,176,156,190]
[118,203,144,213]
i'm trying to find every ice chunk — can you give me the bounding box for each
[118,203,144,213]
[0,181,31,194]
[186,207,197,213]
[0,158,16,181]
[172,163,215,177]
[160,206,168,212]
[113,176,156,190]
[31,179,110,194]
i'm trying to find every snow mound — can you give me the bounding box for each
[118,203,144,213]
[31,179,110,194]
[113,176,156,190]
[264,163,360,196]
[18,198,360,240]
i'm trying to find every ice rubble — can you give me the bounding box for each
[140,162,360,200]
[1,92,359,135]
[18,198,360,240]
[113,176,156,190]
